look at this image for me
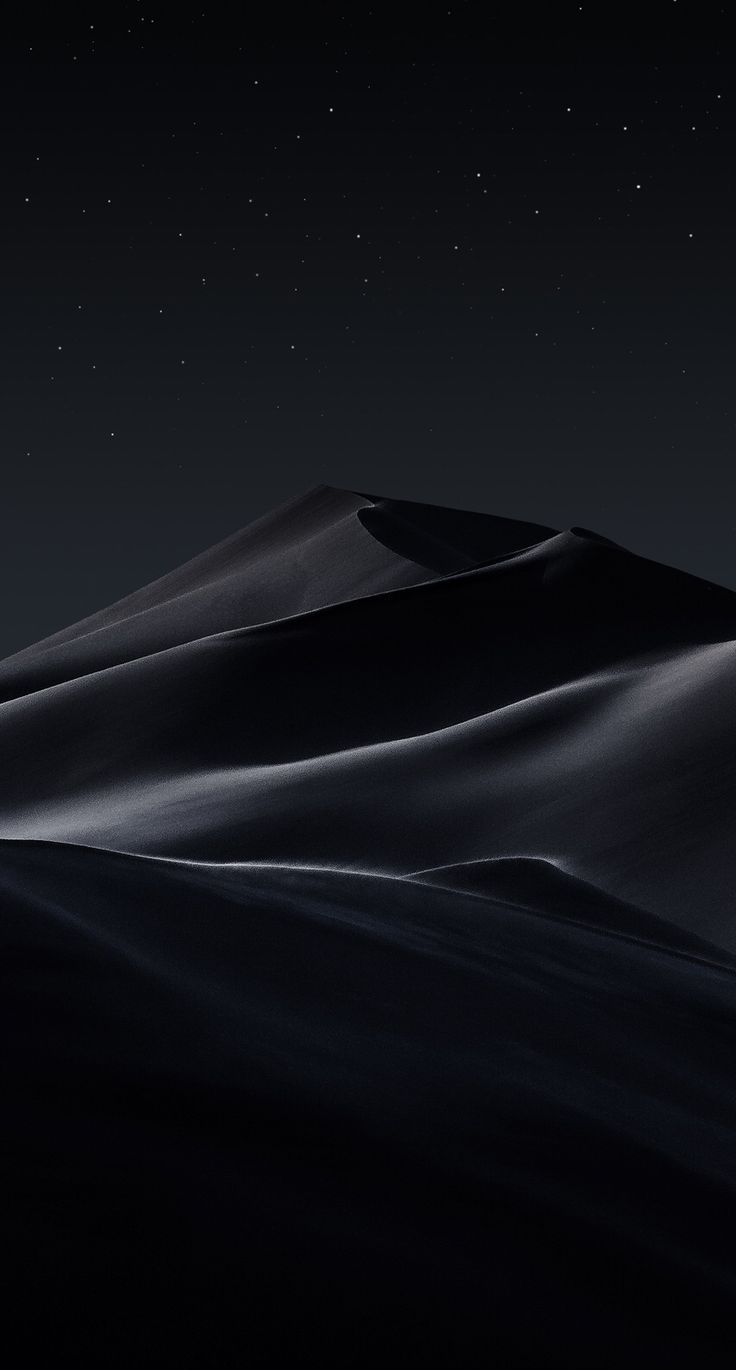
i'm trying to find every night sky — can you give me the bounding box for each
[2,18,736,656]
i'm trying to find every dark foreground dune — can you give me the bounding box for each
[2,485,736,1365]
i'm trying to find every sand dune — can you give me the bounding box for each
[2,486,735,1364]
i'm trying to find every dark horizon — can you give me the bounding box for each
[2,23,736,656]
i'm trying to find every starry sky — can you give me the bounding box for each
[2,18,736,655]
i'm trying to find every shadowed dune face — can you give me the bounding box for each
[2,485,736,1364]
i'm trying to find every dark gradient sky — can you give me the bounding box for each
[2,17,736,656]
